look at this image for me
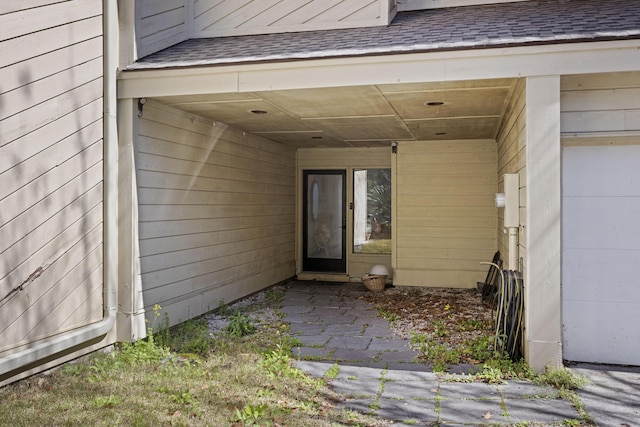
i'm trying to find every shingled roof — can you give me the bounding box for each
[128,0,640,70]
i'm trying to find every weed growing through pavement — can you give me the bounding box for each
[262,343,310,382]
[410,332,498,373]
[324,362,340,379]
[536,366,590,390]
[375,304,399,322]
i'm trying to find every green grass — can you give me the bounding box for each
[0,296,385,427]
[1,288,593,427]
[357,239,391,254]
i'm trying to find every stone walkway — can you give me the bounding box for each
[280,281,638,426]
[281,281,420,369]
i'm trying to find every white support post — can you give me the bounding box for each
[525,76,563,372]
[117,98,147,342]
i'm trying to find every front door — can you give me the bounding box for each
[303,170,346,273]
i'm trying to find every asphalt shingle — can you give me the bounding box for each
[126,0,640,69]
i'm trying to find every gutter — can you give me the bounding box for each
[0,0,118,378]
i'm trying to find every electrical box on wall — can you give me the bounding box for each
[503,174,519,228]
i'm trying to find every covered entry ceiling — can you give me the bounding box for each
[153,78,517,148]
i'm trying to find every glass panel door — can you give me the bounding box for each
[303,170,346,273]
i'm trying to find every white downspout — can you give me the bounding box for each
[0,0,118,377]
[504,174,520,270]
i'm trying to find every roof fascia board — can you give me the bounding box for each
[118,40,640,98]
[398,0,529,11]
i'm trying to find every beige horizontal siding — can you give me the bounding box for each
[194,0,384,38]
[560,72,640,134]
[0,1,101,42]
[297,147,390,168]
[136,0,188,58]
[0,13,102,67]
[394,139,497,288]
[139,214,295,241]
[0,0,104,359]
[0,231,103,353]
[495,78,526,270]
[1,78,103,147]
[0,0,67,15]
[0,38,103,107]
[136,101,296,326]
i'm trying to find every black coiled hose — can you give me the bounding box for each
[493,269,524,361]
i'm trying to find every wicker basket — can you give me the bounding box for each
[362,274,387,293]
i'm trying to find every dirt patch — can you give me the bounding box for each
[358,286,494,366]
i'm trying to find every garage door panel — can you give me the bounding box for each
[563,197,640,250]
[563,249,640,302]
[563,299,640,365]
[562,143,640,366]
[563,145,640,197]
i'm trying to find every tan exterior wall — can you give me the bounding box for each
[297,147,391,280]
[496,79,526,271]
[193,0,390,38]
[135,101,296,326]
[0,0,105,360]
[136,0,189,58]
[392,140,498,288]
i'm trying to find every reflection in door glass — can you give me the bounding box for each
[353,169,391,254]
[307,174,343,259]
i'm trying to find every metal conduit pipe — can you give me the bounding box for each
[0,0,118,378]
[508,227,519,271]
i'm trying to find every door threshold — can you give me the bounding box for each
[297,272,349,282]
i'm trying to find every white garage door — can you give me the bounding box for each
[562,144,640,365]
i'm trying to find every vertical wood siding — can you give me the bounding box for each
[496,79,526,270]
[0,0,104,357]
[394,140,498,287]
[136,102,295,325]
[193,0,384,38]
[137,0,188,58]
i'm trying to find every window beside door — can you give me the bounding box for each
[353,169,391,254]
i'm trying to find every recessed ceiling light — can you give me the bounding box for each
[425,101,445,106]
[250,109,268,114]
